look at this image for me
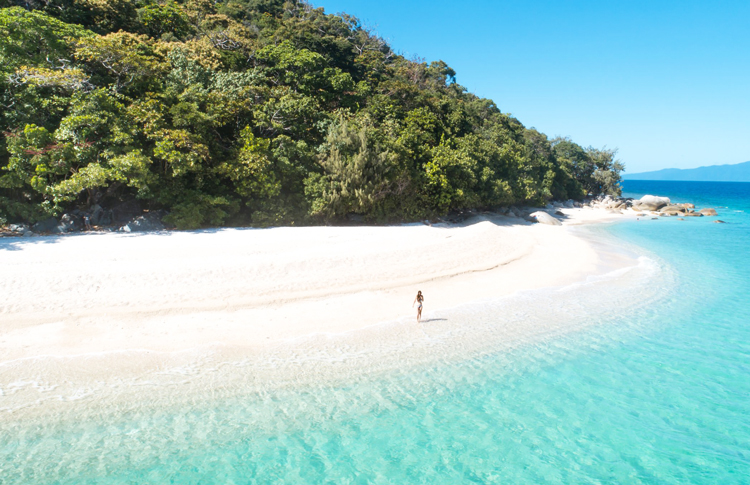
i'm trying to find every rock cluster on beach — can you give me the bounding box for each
[488,193,720,227]
[582,194,719,218]
[0,203,170,237]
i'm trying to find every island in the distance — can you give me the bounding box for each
[623,160,750,182]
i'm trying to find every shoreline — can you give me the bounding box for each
[0,207,666,421]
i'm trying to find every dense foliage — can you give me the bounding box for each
[0,0,624,228]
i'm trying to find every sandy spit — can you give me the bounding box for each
[0,208,634,365]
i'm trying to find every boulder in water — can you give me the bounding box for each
[639,194,671,205]
[700,208,718,216]
[661,205,686,214]
[635,195,670,211]
[635,202,660,211]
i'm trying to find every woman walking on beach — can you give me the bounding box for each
[413,290,424,322]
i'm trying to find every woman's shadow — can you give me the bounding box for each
[420,318,447,323]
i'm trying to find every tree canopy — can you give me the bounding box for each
[0,0,623,228]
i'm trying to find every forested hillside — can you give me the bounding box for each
[0,0,623,229]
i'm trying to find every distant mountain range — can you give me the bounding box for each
[623,161,750,182]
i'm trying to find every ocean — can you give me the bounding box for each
[2,180,749,484]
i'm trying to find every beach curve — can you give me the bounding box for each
[0,208,664,420]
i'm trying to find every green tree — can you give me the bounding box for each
[73,31,166,92]
[587,147,624,196]
[305,115,394,219]
[138,1,192,40]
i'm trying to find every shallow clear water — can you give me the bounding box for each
[2,181,750,484]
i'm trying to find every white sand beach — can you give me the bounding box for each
[1,207,658,419]
[1,209,632,359]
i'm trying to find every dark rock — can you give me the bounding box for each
[714,220,726,224]
[61,213,83,229]
[347,214,364,223]
[120,211,166,233]
[90,205,114,226]
[50,213,84,234]
[22,230,35,237]
[112,200,142,223]
[684,212,703,217]
[32,217,58,233]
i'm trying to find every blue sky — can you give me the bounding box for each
[313,0,750,173]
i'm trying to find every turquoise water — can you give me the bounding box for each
[3,181,750,483]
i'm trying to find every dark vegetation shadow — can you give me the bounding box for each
[0,229,177,251]
[0,212,542,251]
